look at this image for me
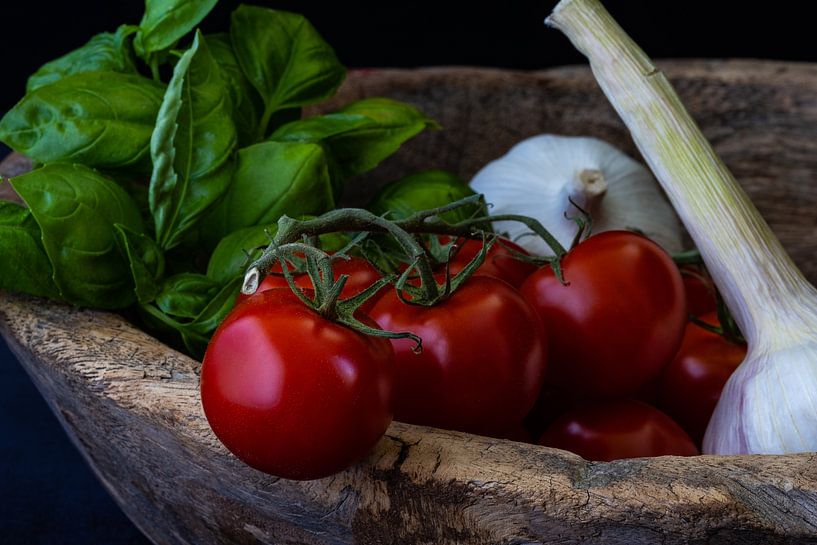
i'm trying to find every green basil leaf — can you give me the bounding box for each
[367,170,480,223]
[143,274,239,359]
[0,201,62,299]
[134,0,218,57]
[205,221,351,286]
[230,5,345,138]
[181,276,241,358]
[155,272,219,319]
[201,141,334,247]
[149,32,237,250]
[0,72,165,171]
[113,223,165,304]
[11,164,144,309]
[206,224,276,285]
[206,32,262,147]
[27,25,139,92]
[270,98,438,182]
[183,276,240,336]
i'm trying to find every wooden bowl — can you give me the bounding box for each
[3,61,817,544]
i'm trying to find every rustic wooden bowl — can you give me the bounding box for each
[3,61,817,544]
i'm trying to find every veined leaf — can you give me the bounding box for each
[11,164,144,309]
[135,0,218,57]
[149,32,237,250]
[0,71,165,171]
[230,5,345,139]
[0,201,62,299]
[206,32,263,147]
[27,25,139,92]
[113,223,165,304]
[271,97,439,183]
[201,141,334,248]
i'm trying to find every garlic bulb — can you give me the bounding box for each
[548,0,817,454]
[469,134,682,256]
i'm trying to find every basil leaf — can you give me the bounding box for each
[143,274,240,359]
[11,164,144,309]
[134,0,218,57]
[206,221,350,285]
[180,276,241,358]
[230,5,345,139]
[367,170,480,223]
[0,72,165,171]
[0,201,62,299]
[206,224,275,285]
[183,276,240,336]
[271,98,438,182]
[206,33,262,147]
[201,141,334,247]
[149,32,237,250]
[27,25,139,92]
[155,272,219,319]
[113,223,165,304]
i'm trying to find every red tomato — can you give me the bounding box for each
[201,289,394,480]
[520,231,686,398]
[658,311,746,445]
[238,256,384,312]
[539,399,699,461]
[681,265,717,316]
[369,275,547,435]
[447,237,538,288]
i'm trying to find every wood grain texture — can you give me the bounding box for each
[3,61,817,544]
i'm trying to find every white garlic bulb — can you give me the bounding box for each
[469,134,682,256]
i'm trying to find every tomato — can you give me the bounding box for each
[446,237,538,288]
[238,256,384,312]
[539,399,699,461]
[201,289,394,480]
[520,231,686,398]
[369,275,547,435]
[681,265,717,316]
[658,311,746,445]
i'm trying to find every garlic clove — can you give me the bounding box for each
[704,341,817,454]
[470,134,683,256]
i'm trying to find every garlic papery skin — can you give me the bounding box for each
[548,0,817,454]
[705,340,817,454]
[469,134,683,256]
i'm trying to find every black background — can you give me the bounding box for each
[0,1,812,543]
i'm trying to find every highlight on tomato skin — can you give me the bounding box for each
[520,230,687,399]
[200,289,394,480]
[538,398,699,461]
[658,311,746,446]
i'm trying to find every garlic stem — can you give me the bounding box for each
[546,0,817,347]
[567,168,607,207]
[548,0,817,455]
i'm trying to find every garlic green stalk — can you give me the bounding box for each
[469,134,682,255]
[548,0,817,454]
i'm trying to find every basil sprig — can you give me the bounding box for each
[0,1,440,357]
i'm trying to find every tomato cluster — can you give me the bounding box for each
[519,234,746,460]
[200,229,746,479]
